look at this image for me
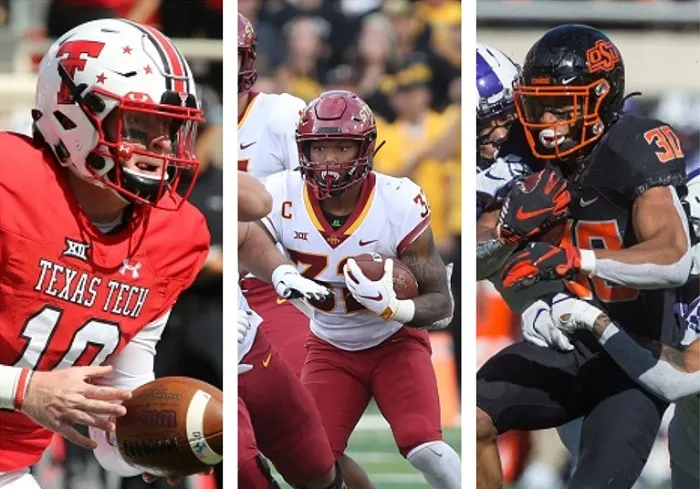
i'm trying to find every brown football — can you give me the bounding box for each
[115,376,223,477]
[351,252,419,299]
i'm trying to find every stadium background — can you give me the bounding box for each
[477,2,700,489]
[0,1,223,489]
[240,0,462,487]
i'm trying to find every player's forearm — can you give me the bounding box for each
[239,172,272,221]
[406,292,452,328]
[238,222,288,282]
[477,239,516,281]
[579,238,691,289]
[587,313,700,401]
[0,365,31,411]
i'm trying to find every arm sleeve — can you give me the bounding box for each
[90,310,170,476]
[598,322,700,402]
[391,178,432,254]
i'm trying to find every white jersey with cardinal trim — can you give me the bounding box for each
[237,278,262,362]
[237,91,306,180]
[262,170,431,351]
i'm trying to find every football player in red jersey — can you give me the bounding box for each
[0,19,212,488]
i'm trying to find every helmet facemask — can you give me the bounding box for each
[57,62,205,209]
[298,136,377,201]
[515,79,610,160]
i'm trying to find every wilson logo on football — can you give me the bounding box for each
[586,40,619,73]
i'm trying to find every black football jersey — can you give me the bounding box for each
[562,114,686,345]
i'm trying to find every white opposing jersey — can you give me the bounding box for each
[238,91,306,180]
[262,171,431,351]
[669,297,700,477]
[237,279,262,362]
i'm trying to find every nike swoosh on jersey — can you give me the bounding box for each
[516,206,551,220]
[240,141,256,150]
[359,239,378,246]
[262,352,272,367]
[580,197,599,207]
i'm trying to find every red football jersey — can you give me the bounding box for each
[0,133,210,471]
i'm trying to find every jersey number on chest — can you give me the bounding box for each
[12,306,121,371]
[288,250,366,313]
[562,220,640,303]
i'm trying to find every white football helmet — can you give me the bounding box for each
[34,19,205,209]
[476,43,520,123]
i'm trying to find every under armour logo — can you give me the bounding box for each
[119,259,141,279]
[61,238,90,262]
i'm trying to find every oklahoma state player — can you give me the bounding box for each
[477,25,690,489]
[261,91,461,489]
[0,19,210,488]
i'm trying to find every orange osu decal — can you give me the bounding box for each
[586,40,619,73]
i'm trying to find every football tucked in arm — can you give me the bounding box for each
[351,252,419,299]
[115,377,223,478]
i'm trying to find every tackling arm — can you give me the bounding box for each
[555,299,700,402]
[579,186,691,288]
[399,227,453,328]
[476,209,516,280]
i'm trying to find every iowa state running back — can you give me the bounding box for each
[261,91,461,489]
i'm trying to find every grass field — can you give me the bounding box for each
[273,410,462,489]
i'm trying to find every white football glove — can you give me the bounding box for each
[521,299,574,352]
[550,293,604,335]
[343,258,415,323]
[271,264,330,301]
[237,310,254,375]
[238,309,252,345]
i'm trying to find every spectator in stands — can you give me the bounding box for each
[279,16,327,102]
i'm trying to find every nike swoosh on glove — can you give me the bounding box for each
[502,241,581,290]
[343,258,415,323]
[238,310,252,345]
[550,293,604,335]
[271,264,330,301]
[497,167,571,244]
[521,299,574,352]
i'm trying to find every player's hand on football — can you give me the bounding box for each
[550,293,605,335]
[496,168,571,244]
[344,258,403,321]
[271,264,330,301]
[21,365,132,449]
[521,299,574,352]
[502,241,581,290]
[142,468,214,487]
